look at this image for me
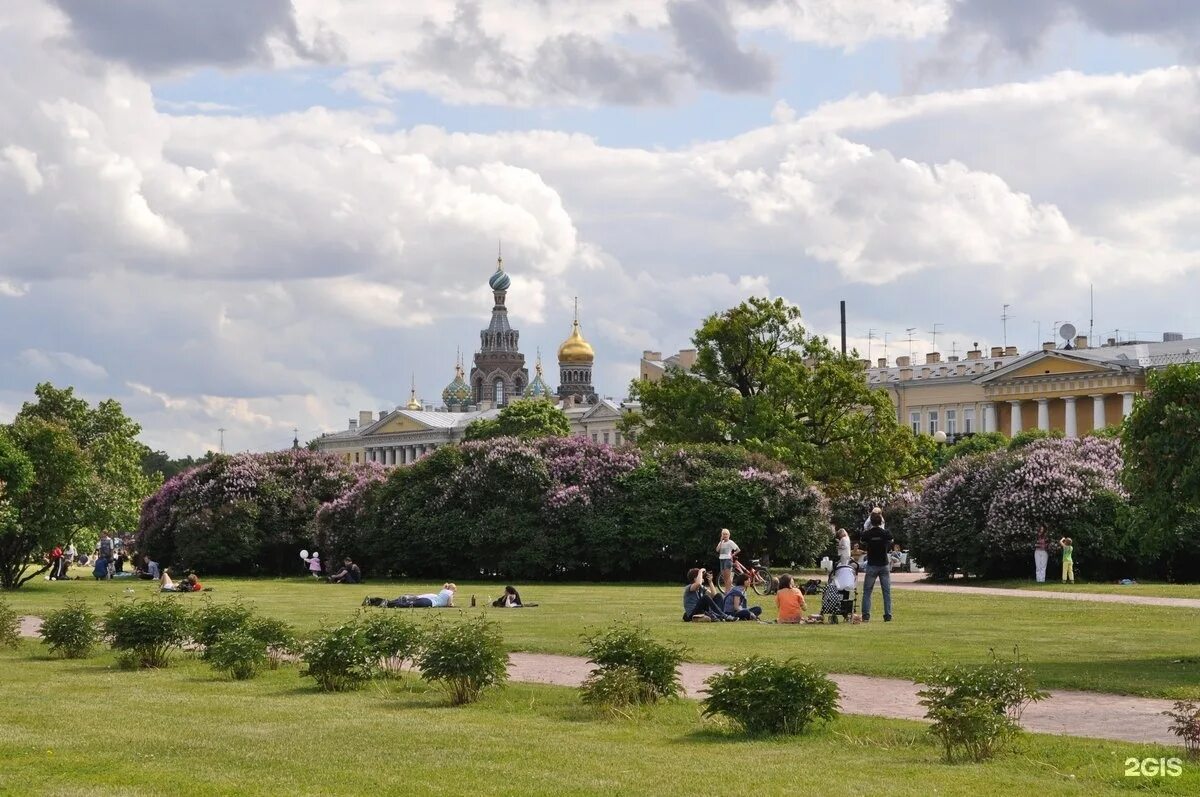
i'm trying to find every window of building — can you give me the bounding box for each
[909,411,921,435]
[602,432,610,444]
[592,433,598,442]
[354,452,360,463]
[964,407,975,434]
[614,432,622,445]
[946,409,957,436]
[493,378,505,405]
[928,410,939,435]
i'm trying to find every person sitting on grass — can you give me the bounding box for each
[328,558,361,584]
[136,556,160,581]
[723,573,764,621]
[682,568,732,622]
[492,586,523,607]
[159,568,177,592]
[92,554,110,581]
[774,574,806,624]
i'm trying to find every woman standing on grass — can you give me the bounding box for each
[1034,526,1049,583]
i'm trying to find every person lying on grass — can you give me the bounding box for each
[723,572,764,621]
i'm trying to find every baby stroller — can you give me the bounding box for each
[822,563,858,624]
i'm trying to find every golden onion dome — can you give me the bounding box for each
[557,319,594,364]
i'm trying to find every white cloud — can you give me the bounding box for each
[19,349,109,380]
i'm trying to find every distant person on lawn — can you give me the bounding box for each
[416,583,456,608]
[836,528,851,566]
[328,558,361,584]
[861,513,894,622]
[306,552,323,579]
[1060,537,1075,584]
[774,574,806,623]
[1034,526,1049,583]
[159,568,177,592]
[715,528,740,593]
[683,568,732,622]
[492,586,523,607]
[723,573,763,621]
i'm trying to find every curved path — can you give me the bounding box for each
[883,573,1200,609]
[18,616,1180,746]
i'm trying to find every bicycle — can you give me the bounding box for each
[724,553,774,595]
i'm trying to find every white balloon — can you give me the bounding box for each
[299,549,310,560]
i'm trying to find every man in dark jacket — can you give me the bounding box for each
[861,514,894,622]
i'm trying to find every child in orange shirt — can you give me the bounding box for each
[774,574,807,624]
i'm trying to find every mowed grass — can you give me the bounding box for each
[6,575,1199,699]
[0,643,1196,797]
[965,580,1200,600]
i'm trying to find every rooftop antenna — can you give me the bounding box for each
[866,329,877,361]
[929,322,943,353]
[1059,322,1077,350]
[1001,304,1012,348]
[883,332,890,362]
[951,340,959,358]
[905,327,917,361]
[217,428,226,454]
[1089,284,1094,347]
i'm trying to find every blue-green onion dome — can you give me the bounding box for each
[442,363,472,409]
[489,258,511,291]
[524,356,551,399]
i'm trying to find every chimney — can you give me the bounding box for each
[899,367,912,381]
[955,363,966,376]
[926,352,941,364]
[1042,341,1055,352]
[643,351,662,361]
[920,367,931,379]
[990,346,1003,358]
[896,356,911,367]
[967,348,983,360]
[359,410,373,427]
[1004,346,1018,357]
[858,359,871,368]
[948,355,960,362]
[1074,335,1088,349]
[348,419,358,431]
[1106,337,1117,347]
[1164,332,1184,342]
[877,357,887,368]
[379,409,389,419]
[676,349,698,369]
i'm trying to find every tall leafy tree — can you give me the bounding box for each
[0,384,157,589]
[464,399,572,441]
[629,297,920,495]
[1122,364,1200,577]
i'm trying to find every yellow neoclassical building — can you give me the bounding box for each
[869,334,1200,439]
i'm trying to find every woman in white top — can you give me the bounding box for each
[836,528,851,565]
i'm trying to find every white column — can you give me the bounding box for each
[1036,399,1050,432]
[983,402,996,433]
[388,448,397,466]
[1121,391,1136,418]
[1009,400,1023,435]
[1064,396,1078,438]
[1091,394,1106,431]
[368,448,377,463]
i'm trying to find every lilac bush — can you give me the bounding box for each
[909,437,1131,580]
[138,450,381,575]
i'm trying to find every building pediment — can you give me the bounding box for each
[361,411,439,436]
[975,351,1128,385]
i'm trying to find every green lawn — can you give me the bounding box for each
[958,580,1200,600]
[0,642,1195,797]
[5,575,1199,700]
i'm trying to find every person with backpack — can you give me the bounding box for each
[861,512,894,622]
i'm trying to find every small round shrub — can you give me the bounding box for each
[580,665,651,715]
[418,616,508,705]
[582,622,688,702]
[0,599,20,648]
[246,616,298,669]
[39,600,100,658]
[702,657,839,735]
[191,599,256,659]
[103,598,190,668]
[301,622,378,692]
[208,629,268,680]
[359,612,424,673]
[917,653,1047,762]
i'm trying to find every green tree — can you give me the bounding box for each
[1122,365,1200,577]
[463,399,571,441]
[629,298,919,495]
[1,384,157,589]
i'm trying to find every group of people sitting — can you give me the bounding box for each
[683,566,861,625]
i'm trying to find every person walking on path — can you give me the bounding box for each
[861,513,893,622]
[1034,526,1049,583]
[715,528,740,593]
[836,528,851,566]
[1060,537,1075,584]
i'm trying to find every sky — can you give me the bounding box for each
[3,0,1200,456]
